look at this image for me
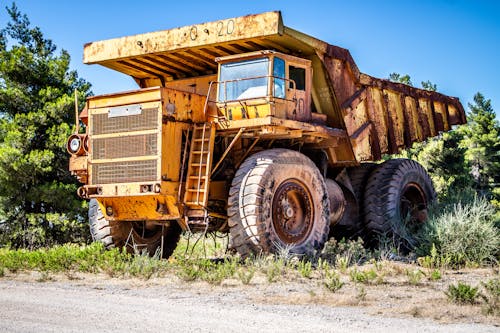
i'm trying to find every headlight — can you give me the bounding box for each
[69,137,81,152]
[67,134,85,155]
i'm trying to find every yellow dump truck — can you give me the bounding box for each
[67,11,466,257]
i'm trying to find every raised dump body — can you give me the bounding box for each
[70,11,466,258]
[83,11,466,163]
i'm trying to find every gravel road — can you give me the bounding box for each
[0,278,498,333]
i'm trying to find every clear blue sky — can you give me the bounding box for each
[2,0,499,117]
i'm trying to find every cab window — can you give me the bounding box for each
[273,57,285,98]
[289,66,306,91]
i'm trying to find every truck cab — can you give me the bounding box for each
[215,51,313,123]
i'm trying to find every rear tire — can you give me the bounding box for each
[228,149,330,257]
[363,159,436,251]
[88,199,181,259]
[331,163,377,239]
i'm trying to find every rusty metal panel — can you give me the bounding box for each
[343,75,466,161]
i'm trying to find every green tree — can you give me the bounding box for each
[460,93,500,206]
[388,72,413,86]
[0,3,91,248]
[416,130,472,199]
[421,80,437,92]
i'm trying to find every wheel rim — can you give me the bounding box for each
[400,182,428,230]
[272,179,314,245]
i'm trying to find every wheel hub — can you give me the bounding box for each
[400,182,428,227]
[272,179,314,245]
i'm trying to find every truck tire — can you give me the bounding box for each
[228,149,330,257]
[363,159,436,250]
[331,163,377,239]
[88,199,181,259]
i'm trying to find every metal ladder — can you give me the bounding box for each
[183,123,215,211]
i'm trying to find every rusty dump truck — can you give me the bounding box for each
[67,11,466,258]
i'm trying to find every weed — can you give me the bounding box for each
[200,259,237,285]
[36,270,53,282]
[297,260,312,279]
[176,262,200,282]
[320,238,369,267]
[430,269,442,281]
[406,269,425,285]
[323,269,344,292]
[480,278,500,316]
[0,265,4,277]
[266,259,285,283]
[445,282,479,304]
[350,268,378,284]
[356,286,367,302]
[237,267,255,285]
[335,256,350,273]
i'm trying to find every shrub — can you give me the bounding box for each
[323,269,344,292]
[406,269,425,285]
[446,282,479,304]
[297,260,312,279]
[418,196,500,266]
[350,268,378,284]
[320,238,369,268]
[237,266,255,285]
[480,278,500,316]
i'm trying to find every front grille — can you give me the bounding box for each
[89,104,161,185]
[92,160,157,184]
[91,108,158,135]
[92,134,157,160]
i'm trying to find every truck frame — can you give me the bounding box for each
[68,11,466,258]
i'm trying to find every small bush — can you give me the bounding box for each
[297,260,312,279]
[418,197,500,266]
[480,278,500,316]
[350,268,378,284]
[237,267,255,285]
[446,282,479,304]
[430,269,442,281]
[320,238,369,268]
[323,269,344,292]
[356,286,367,302]
[406,269,425,285]
[266,259,285,283]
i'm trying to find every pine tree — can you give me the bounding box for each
[0,4,91,248]
[460,93,500,195]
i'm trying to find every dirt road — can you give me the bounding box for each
[0,277,497,333]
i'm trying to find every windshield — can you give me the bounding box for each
[218,57,269,102]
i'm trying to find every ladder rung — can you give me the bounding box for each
[185,201,202,205]
[189,176,207,179]
[194,138,210,142]
[187,189,206,192]
[190,163,207,167]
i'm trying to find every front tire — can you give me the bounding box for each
[88,199,181,259]
[363,159,436,250]
[228,149,330,257]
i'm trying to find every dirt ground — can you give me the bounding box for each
[0,264,499,332]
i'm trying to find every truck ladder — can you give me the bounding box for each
[183,123,216,212]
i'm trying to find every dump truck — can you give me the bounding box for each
[67,11,466,258]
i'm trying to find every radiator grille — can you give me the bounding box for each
[89,104,161,185]
[91,108,158,135]
[92,134,157,160]
[92,160,157,184]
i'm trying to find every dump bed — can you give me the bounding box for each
[84,11,466,162]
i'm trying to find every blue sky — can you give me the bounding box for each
[2,0,499,117]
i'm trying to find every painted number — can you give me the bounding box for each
[217,19,235,37]
[190,26,198,41]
